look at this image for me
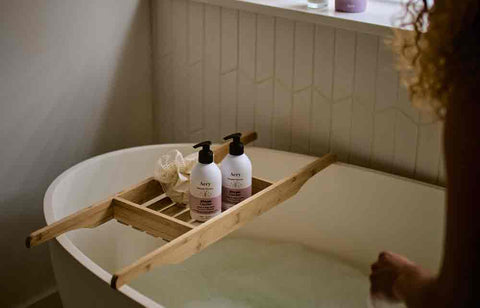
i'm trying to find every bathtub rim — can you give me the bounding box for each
[43,144,445,307]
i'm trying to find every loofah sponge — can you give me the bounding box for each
[153,150,197,205]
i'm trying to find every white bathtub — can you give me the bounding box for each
[45,145,445,308]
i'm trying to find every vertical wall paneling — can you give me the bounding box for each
[188,62,203,137]
[220,70,238,136]
[416,116,442,183]
[372,109,396,172]
[188,2,204,64]
[310,92,331,156]
[154,0,173,142]
[221,8,238,74]
[203,5,221,142]
[350,98,374,166]
[393,112,418,176]
[313,25,335,99]
[292,89,312,154]
[332,29,355,101]
[188,2,204,139]
[151,0,160,142]
[310,24,335,156]
[375,42,398,111]
[157,54,174,142]
[371,41,399,171]
[156,0,172,57]
[438,151,446,186]
[238,11,256,79]
[220,8,238,137]
[331,98,353,161]
[190,129,204,143]
[256,15,275,82]
[153,0,445,185]
[237,11,256,132]
[437,121,446,185]
[330,29,355,161]
[350,33,378,166]
[273,83,293,150]
[172,0,188,142]
[255,79,274,147]
[293,22,315,91]
[272,18,294,150]
[255,15,275,147]
[291,22,314,153]
[392,83,419,176]
[274,18,295,88]
[396,78,419,122]
[237,74,256,132]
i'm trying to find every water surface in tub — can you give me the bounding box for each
[127,238,370,308]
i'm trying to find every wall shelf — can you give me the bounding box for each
[194,0,408,37]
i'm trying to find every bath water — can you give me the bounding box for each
[130,238,376,308]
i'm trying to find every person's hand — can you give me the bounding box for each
[370,251,435,307]
[370,251,406,302]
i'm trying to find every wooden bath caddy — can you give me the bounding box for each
[26,131,336,289]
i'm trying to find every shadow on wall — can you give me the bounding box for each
[0,1,152,307]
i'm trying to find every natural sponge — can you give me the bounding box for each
[153,149,196,205]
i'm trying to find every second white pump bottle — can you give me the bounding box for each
[220,133,252,211]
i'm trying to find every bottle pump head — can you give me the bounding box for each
[193,141,213,164]
[223,133,244,156]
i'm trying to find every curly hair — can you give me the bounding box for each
[396,0,480,118]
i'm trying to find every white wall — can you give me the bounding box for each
[152,0,445,185]
[0,1,153,307]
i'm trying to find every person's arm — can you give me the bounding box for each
[370,99,480,308]
[432,99,480,307]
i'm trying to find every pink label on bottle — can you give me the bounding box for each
[190,194,221,214]
[222,186,252,210]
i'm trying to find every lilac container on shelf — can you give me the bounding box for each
[335,0,367,12]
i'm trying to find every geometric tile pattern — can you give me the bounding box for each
[152,0,445,185]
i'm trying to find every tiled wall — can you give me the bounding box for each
[152,0,445,185]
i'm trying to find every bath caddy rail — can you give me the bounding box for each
[26,131,336,290]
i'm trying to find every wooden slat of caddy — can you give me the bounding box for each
[111,153,336,289]
[26,199,113,248]
[141,193,167,207]
[113,198,194,240]
[117,179,163,204]
[26,176,157,248]
[251,177,272,194]
[146,195,175,212]
[173,208,190,218]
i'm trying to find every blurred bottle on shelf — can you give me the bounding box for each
[307,0,328,9]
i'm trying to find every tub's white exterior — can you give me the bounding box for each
[44,145,445,308]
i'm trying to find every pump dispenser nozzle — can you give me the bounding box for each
[223,133,244,156]
[193,141,213,164]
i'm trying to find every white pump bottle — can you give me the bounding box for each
[189,141,222,222]
[220,133,252,211]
